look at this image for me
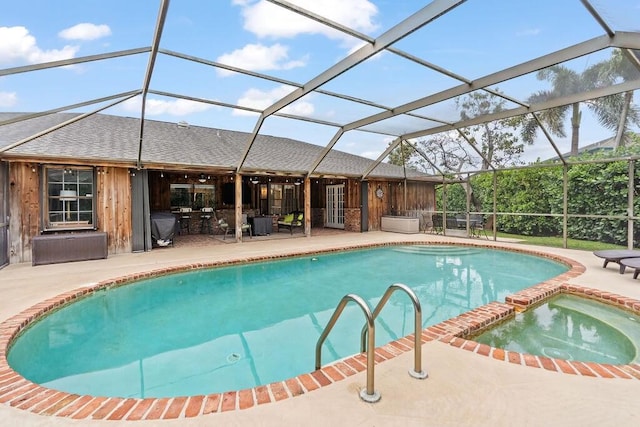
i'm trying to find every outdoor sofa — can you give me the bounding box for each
[278,211,304,234]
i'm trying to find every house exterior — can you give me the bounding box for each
[0,112,437,266]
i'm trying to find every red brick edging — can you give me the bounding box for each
[1,242,637,420]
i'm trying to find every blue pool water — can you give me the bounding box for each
[8,245,567,398]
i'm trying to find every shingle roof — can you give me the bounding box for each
[0,113,433,180]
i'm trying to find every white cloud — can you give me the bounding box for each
[233,85,314,116]
[58,23,112,41]
[0,26,79,65]
[0,91,18,107]
[121,97,213,116]
[236,0,378,46]
[217,43,307,75]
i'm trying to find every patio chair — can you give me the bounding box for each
[217,218,230,239]
[218,215,252,240]
[178,207,192,234]
[240,213,252,239]
[469,214,488,239]
[278,211,304,234]
[593,249,640,273]
[431,214,443,234]
[200,207,214,234]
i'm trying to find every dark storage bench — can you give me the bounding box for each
[32,232,108,266]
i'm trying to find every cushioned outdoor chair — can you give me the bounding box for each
[218,218,230,239]
[218,215,252,240]
[278,211,304,234]
[240,213,252,239]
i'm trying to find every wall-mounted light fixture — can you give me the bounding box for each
[250,177,259,184]
[198,173,207,183]
[294,178,302,186]
[160,171,164,178]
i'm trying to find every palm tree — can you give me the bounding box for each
[587,49,640,148]
[520,51,640,155]
[520,65,597,156]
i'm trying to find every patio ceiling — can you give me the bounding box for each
[1,0,639,179]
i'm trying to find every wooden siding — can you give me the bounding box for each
[8,162,131,263]
[96,167,132,254]
[8,162,40,263]
[367,180,435,231]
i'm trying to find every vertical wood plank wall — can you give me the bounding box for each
[8,162,39,263]
[312,178,435,231]
[8,162,132,263]
[96,167,132,254]
[366,180,435,231]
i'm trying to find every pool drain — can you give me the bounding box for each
[227,353,241,363]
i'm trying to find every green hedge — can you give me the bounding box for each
[436,159,640,246]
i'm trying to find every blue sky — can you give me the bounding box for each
[1,0,639,166]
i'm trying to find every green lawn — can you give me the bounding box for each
[495,232,627,251]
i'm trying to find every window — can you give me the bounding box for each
[170,183,215,210]
[44,166,95,230]
[193,184,215,210]
[269,184,300,215]
[170,183,191,209]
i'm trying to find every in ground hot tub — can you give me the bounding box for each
[381,216,420,234]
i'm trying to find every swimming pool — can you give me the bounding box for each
[471,294,640,364]
[7,245,568,398]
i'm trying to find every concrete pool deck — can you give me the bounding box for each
[2,231,640,426]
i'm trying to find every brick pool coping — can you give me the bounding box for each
[2,241,640,421]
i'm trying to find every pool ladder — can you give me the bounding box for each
[315,283,427,403]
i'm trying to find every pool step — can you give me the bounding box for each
[550,295,640,363]
[392,245,481,256]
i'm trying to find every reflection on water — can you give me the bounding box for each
[8,245,567,398]
[472,294,638,364]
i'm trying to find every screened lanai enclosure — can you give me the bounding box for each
[1,0,640,266]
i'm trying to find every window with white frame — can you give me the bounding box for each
[44,166,95,230]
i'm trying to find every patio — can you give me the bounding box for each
[2,231,640,426]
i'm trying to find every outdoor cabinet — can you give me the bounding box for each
[32,232,108,266]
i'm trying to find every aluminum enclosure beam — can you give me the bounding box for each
[0,47,151,78]
[136,0,170,168]
[236,0,465,172]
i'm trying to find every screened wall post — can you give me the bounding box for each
[465,172,471,235]
[562,165,568,249]
[492,171,497,240]
[235,173,242,242]
[628,160,634,249]
[442,181,448,236]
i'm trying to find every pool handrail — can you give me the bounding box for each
[315,293,380,403]
[361,283,428,380]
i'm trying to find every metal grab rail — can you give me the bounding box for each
[315,294,380,403]
[361,283,427,379]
